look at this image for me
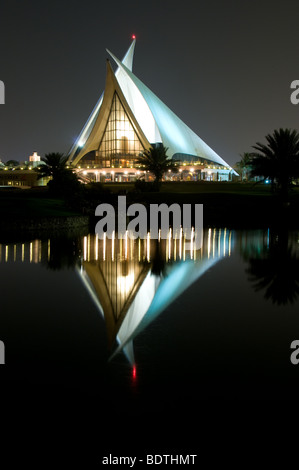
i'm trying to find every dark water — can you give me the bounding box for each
[0,228,299,464]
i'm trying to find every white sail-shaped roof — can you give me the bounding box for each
[68,39,137,162]
[69,38,236,173]
[107,49,235,171]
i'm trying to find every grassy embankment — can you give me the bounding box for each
[107,181,299,228]
[1,182,299,228]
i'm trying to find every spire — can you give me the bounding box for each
[120,37,136,72]
[107,49,237,173]
[68,39,137,163]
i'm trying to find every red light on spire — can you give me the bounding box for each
[132,34,136,40]
[132,365,137,380]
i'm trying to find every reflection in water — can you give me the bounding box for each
[242,228,299,305]
[78,229,234,369]
[0,229,233,373]
[0,237,82,269]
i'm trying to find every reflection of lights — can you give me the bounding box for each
[117,272,135,294]
[125,231,128,259]
[95,233,98,261]
[179,227,183,259]
[229,231,232,257]
[218,228,221,256]
[83,236,87,261]
[29,242,32,263]
[103,232,106,261]
[213,228,216,258]
[208,228,211,259]
[190,227,194,259]
[47,240,50,261]
[147,232,150,261]
[168,228,172,260]
[5,245,8,263]
[223,228,227,257]
[112,231,115,261]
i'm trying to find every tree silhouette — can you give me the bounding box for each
[246,229,299,305]
[36,152,80,195]
[137,144,178,187]
[250,128,299,200]
[235,153,252,181]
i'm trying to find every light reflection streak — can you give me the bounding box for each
[147,232,150,262]
[112,231,115,261]
[0,229,235,267]
[103,232,106,261]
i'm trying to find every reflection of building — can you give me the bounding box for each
[78,229,234,365]
[68,39,237,182]
[0,230,234,368]
[0,240,46,263]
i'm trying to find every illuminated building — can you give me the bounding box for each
[29,151,41,167]
[68,38,237,182]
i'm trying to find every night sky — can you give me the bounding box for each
[0,0,298,166]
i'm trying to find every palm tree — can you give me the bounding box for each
[249,128,299,200]
[136,144,178,187]
[235,153,252,181]
[36,152,68,180]
[36,152,80,195]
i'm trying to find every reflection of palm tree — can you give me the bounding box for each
[246,229,299,305]
[150,239,167,276]
[44,235,81,270]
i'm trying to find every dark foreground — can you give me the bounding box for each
[1,182,299,230]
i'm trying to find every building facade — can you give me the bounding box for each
[67,39,237,182]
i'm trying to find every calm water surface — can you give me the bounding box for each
[0,228,299,460]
